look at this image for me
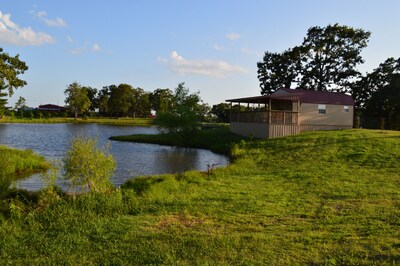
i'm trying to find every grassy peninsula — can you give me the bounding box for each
[0,145,49,177]
[1,128,400,264]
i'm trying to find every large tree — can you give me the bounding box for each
[352,57,400,109]
[129,87,151,118]
[363,73,400,129]
[257,24,371,94]
[107,84,133,117]
[64,82,91,119]
[0,48,28,116]
[257,47,303,94]
[97,86,111,116]
[82,86,98,113]
[149,88,174,114]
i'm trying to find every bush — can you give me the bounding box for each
[63,135,116,192]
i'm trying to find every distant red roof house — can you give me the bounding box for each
[38,104,66,112]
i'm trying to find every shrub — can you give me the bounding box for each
[63,135,116,192]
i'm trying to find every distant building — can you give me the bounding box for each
[37,104,66,112]
[226,88,354,139]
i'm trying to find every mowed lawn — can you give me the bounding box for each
[1,129,399,265]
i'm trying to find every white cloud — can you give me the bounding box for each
[163,51,248,78]
[92,43,102,52]
[241,47,262,56]
[214,44,225,51]
[66,35,74,43]
[31,9,67,27]
[70,43,105,55]
[225,32,241,40]
[35,11,47,18]
[44,17,67,27]
[71,47,84,55]
[0,11,55,46]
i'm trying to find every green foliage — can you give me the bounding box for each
[211,103,232,123]
[364,74,400,129]
[14,96,27,118]
[100,84,152,118]
[0,48,28,115]
[352,57,400,109]
[0,146,49,214]
[64,82,91,119]
[107,84,132,117]
[149,88,174,113]
[63,135,116,192]
[0,145,49,175]
[257,24,370,94]
[156,82,202,139]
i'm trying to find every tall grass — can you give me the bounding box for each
[0,145,49,215]
[0,145,49,175]
[1,129,400,264]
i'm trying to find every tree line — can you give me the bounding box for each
[63,82,214,121]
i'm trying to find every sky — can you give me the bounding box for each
[1,0,400,108]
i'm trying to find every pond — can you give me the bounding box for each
[0,123,229,191]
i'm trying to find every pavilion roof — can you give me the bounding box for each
[226,88,354,105]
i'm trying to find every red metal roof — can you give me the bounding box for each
[226,88,354,106]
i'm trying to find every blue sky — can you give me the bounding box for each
[1,0,400,107]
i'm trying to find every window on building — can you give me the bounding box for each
[344,106,349,112]
[318,104,326,114]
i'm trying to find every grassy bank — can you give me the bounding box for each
[110,127,244,156]
[0,145,49,211]
[0,117,155,125]
[0,145,50,176]
[1,129,400,264]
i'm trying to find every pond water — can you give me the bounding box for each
[0,123,229,191]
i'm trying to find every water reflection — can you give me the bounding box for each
[0,123,229,191]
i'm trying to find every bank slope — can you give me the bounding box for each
[1,129,400,265]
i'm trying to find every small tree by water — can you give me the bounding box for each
[63,135,116,192]
[156,82,202,143]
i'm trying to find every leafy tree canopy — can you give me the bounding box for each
[149,88,174,113]
[257,24,371,94]
[362,73,400,129]
[352,57,400,108]
[64,82,91,119]
[156,82,201,138]
[0,48,28,115]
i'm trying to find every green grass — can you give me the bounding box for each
[0,116,155,125]
[1,129,400,264]
[0,145,50,212]
[110,126,244,156]
[0,145,50,176]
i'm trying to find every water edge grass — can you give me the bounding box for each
[1,129,400,264]
[0,117,156,126]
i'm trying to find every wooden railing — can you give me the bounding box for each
[230,111,298,125]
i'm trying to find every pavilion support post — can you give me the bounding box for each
[283,111,286,125]
[268,98,272,124]
[297,98,300,125]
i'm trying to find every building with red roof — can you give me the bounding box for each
[226,88,354,138]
